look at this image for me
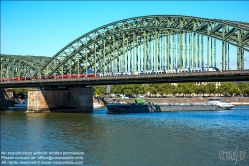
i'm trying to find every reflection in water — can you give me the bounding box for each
[1,106,249,165]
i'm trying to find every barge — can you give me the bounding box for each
[106,98,234,113]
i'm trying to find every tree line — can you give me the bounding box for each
[9,88,28,98]
[93,82,249,97]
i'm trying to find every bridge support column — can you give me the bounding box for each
[26,87,93,113]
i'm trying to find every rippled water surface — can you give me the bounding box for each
[1,106,249,166]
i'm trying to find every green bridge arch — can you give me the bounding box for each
[1,54,50,80]
[1,15,249,79]
[39,15,249,78]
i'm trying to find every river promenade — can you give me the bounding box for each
[104,97,249,105]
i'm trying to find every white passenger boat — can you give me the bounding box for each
[207,98,234,109]
[93,102,102,108]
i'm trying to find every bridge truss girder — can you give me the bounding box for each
[0,54,51,80]
[2,15,249,80]
[38,15,249,78]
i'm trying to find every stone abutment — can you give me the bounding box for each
[26,87,93,113]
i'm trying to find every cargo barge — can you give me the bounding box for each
[106,98,234,113]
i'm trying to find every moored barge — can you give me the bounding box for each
[106,98,234,113]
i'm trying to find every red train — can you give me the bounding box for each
[55,73,99,79]
[1,73,100,82]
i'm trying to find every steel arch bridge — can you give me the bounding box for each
[1,15,249,80]
[0,54,51,80]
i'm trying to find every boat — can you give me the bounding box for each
[106,97,220,113]
[8,99,27,110]
[8,103,27,109]
[206,98,234,109]
[93,102,102,108]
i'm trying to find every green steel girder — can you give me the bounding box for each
[0,54,51,79]
[37,15,249,78]
[2,15,249,80]
[45,28,162,76]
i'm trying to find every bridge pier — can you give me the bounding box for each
[26,87,93,113]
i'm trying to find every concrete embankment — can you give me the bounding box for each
[115,97,249,105]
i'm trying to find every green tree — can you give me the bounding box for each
[10,88,28,98]
[217,82,240,96]
[139,84,149,96]
[195,84,210,97]
[157,84,165,96]
[176,83,186,97]
[166,83,175,96]
[227,83,240,96]
[149,84,159,96]
[205,83,216,96]
[93,86,105,95]
[195,83,203,97]
[113,85,121,94]
[159,83,174,96]
[123,84,135,95]
[170,85,178,96]
[245,84,249,96]
[109,84,148,97]
[133,84,142,96]
[183,83,196,96]
[238,82,249,96]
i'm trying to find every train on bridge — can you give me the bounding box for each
[99,67,219,77]
[1,73,99,81]
[1,67,219,82]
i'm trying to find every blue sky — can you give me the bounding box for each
[1,1,249,62]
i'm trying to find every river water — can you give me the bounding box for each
[1,106,249,166]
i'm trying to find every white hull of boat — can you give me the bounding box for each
[93,103,102,108]
[207,98,234,110]
[217,104,234,110]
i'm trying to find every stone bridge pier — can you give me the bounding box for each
[26,87,93,113]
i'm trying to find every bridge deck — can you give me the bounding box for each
[1,70,248,88]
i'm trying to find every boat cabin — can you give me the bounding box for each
[207,98,221,105]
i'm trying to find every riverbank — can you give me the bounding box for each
[100,97,249,105]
